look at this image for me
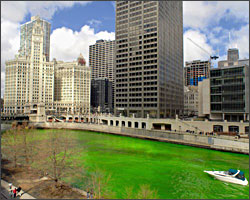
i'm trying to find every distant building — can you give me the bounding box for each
[89,40,115,82]
[198,79,210,118]
[184,60,210,86]
[0,98,4,113]
[184,86,199,117]
[91,78,113,113]
[53,54,91,115]
[210,48,249,122]
[89,39,115,111]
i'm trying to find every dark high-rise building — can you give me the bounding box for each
[91,78,113,113]
[115,1,183,118]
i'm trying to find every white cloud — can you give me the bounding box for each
[183,1,249,29]
[50,25,115,65]
[1,19,20,97]
[229,24,249,59]
[1,1,92,98]
[88,19,102,26]
[184,29,214,63]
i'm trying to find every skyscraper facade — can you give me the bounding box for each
[210,49,249,122]
[89,39,115,82]
[4,16,54,115]
[4,16,91,116]
[20,16,51,62]
[89,39,115,112]
[54,54,91,115]
[91,78,113,113]
[115,1,183,118]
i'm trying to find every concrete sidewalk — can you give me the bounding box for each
[1,179,35,199]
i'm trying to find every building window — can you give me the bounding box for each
[228,126,239,133]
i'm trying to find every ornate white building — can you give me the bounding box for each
[4,16,91,116]
[54,54,91,115]
[4,16,54,115]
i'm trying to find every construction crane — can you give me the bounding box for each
[187,38,219,60]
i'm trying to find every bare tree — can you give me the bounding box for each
[123,184,159,199]
[136,184,159,199]
[35,129,80,183]
[1,123,22,168]
[87,168,114,199]
[123,186,134,199]
[19,123,38,166]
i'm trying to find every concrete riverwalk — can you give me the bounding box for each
[1,179,35,199]
[33,122,249,154]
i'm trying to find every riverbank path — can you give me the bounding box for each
[1,179,35,199]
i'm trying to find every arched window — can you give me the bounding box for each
[213,125,223,132]
[245,127,249,134]
[229,126,239,133]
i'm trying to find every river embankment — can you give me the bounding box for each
[1,123,12,132]
[1,158,87,199]
[32,122,249,154]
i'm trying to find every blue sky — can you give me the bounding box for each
[21,2,116,33]
[1,1,249,97]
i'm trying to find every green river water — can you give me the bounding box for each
[62,129,249,199]
[7,128,250,199]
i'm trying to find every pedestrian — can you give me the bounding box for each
[13,188,17,198]
[9,183,13,198]
[9,183,12,190]
[90,190,93,199]
[16,186,22,197]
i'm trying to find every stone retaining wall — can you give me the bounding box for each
[32,122,249,154]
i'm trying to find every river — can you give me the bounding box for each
[66,129,249,199]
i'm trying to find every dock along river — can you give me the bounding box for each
[11,129,250,199]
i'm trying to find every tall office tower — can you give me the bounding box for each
[4,16,54,115]
[54,54,91,115]
[89,39,115,111]
[89,40,115,81]
[115,1,183,118]
[19,16,51,62]
[218,48,243,67]
[227,48,239,65]
[184,60,210,86]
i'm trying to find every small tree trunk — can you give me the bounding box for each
[14,154,17,168]
[24,133,29,165]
